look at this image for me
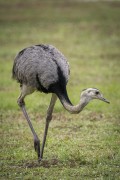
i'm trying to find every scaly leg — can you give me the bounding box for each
[18,85,40,160]
[40,93,57,160]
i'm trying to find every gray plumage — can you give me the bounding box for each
[12,44,110,161]
[12,44,70,93]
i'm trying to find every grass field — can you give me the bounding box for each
[0,0,120,179]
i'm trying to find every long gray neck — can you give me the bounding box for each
[57,92,89,114]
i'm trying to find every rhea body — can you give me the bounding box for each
[12,44,109,161]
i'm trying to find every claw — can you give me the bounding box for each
[34,137,40,159]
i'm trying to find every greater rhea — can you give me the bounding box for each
[12,44,110,161]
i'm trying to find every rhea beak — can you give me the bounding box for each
[98,95,110,104]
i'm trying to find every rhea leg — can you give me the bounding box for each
[40,93,57,160]
[18,84,40,159]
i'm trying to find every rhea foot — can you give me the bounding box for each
[34,136,40,160]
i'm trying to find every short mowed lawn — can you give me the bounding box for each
[0,0,120,179]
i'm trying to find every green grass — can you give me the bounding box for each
[0,0,120,179]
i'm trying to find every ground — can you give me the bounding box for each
[0,0,120,179]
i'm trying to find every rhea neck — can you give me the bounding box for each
[57,91,90,114]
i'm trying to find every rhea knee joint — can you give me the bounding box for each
[17,98,25,107]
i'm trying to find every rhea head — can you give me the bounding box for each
[81,88,110,104]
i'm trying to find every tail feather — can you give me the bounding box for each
[12,63,16,79]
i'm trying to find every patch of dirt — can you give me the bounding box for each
[88,112,105,121]
[20,158,60,168]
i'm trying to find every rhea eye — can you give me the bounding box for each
[95,91,99,95]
